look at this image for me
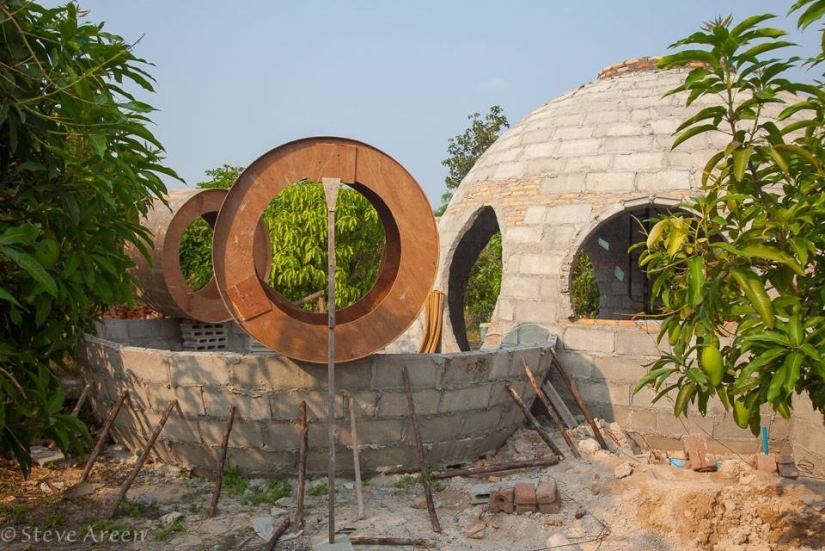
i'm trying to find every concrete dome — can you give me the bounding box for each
[437,58,729,352]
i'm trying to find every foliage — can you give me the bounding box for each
[464,233,502,345]
[634,1,825,433]
[0,1,177,475]
[437,105,509,215]
[572,252,600,318]
[242,477,291,505]
[265,182,384,309]
[178,165,243,291]
[182,167,385,311]
[308,481,328,497]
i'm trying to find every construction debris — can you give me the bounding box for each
[682,434,718,472]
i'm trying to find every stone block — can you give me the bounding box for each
[333,358,374,390]
[169,352,233,387]
[269,391,306,421]
[461,407,504,436]
[524,206,549,225]
[121,347,170,384]
[490,486,515,514]
[203,390,272,420]
[636,170,691,193]
[584,171,636,194]
[540,173,586,195]
[370,355,445,390]
[514,482,537,514]
[555,350,593,379]
[144,383,205,416]
[557,138,602,157]
[490,349,515,380]
[501,275,541,298]
[591,356,648,383]
[260,420,300,451]
[615,330,665,356]
[518,254,553,276]
[507,225,544,244]
[377,390,440,417]
[159,414,202,444]
[601,135,654,154]
[301,391,344,421]
[562,326,615,353]
[612,152,664,171]
[575,379,630,408]
[439,385,492,413]
[261,357,325,390]
[340,419,404,447]
[754,453,778,473]
[536,480,561,513]
[513,302,558,326]
[168,440,217,470]
[226,447,298,476]
[199,418,263,448]
[441,353,492,387]
[359,446,418,473]
[413,414,465,443]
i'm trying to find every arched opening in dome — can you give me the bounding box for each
[447,206,502,351]
[571,204,677,320]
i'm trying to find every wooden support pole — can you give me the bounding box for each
[294,401,308,528]
[347,395,365,520]
[71,383,93,417]
[549,349,609,450]
[402,366,441,533]
[105,399,177,519]
[263,516,291,551]
[430,456,560,480]
[209,404,236,517]
[506,384,564,458]
[522,359,581,459]
[323,177,341,544]
[350,536,436,548]
[80,390,129,483]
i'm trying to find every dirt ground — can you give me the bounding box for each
[1,421,824,551]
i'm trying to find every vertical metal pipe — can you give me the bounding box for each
[322,177,341,544]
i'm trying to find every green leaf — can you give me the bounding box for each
[740,244,805,276]
[768,362,788,402]
[730,268,774,329]
[687,256,704,307]
[0,224,40,247]
[4,249,58,297]
[672,124,720,149]
[733,147,753,182]
[646,220,668,249]
[783,352,803,395]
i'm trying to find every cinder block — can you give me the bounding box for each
[591,356,648,384]
[562,326,615,354]
[226,447,297,476]
[203,390,271,420]
[536,480,561,514]
[461,407,504,436]
[169,352,233,387]
[333,358,374,390]
[377,390,440,417]
[413,415,464,443]
[199,418,263,448]
[441,353,492,387]
[439,385,492,413]
[754,453,778,473]
[340,419,404,447]
[145,383,205,416]
[157,413,202,444]
[490,486,515,514]
[261,420,300,451]
[370,355,445,390]
[121,347,170,384]
[615,330,664,356]
[514,482,537,514]
[555,351,594,379]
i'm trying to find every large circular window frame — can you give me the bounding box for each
[212,137,438,364]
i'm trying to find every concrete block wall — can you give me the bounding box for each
[79,319,553,476]
[790,394,825,477]
[542,319,795,457]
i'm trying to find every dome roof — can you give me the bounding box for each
[455,60,722,201]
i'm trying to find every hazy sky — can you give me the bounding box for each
[48,1,822,206]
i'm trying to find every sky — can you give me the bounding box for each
[46,1,823,207]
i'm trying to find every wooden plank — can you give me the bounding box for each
[682,434,717,472]
[541,381,578,429]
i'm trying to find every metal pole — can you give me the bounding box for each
[322,177,342,544]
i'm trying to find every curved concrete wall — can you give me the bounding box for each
[79,320,553,476]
